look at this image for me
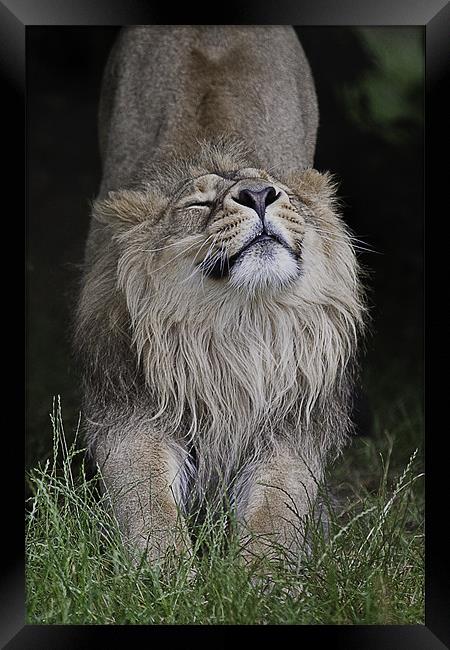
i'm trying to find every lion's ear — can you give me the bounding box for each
[283,169,339,207]
[92,189,167,226]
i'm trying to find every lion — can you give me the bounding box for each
[75,26,365,563]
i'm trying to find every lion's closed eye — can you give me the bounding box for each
[184,200,214,209]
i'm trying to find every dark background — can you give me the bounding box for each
[26,26,424,472]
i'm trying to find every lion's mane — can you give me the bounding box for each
[76,138,365,508]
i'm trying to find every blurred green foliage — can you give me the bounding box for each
[343,28,423,144]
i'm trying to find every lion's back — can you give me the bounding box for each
[98,26,318,198]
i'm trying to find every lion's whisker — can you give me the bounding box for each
[180,235,218,285]
[312,227,380,254]
[139,234,204,254]
[150,237,207,272]
[181,236,221,288]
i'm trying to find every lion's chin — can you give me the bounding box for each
[228,243,300,292]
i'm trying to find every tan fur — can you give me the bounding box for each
[96,433,192,559]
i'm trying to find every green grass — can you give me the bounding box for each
[26,399,424,625]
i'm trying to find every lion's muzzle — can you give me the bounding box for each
[197,178,304,289]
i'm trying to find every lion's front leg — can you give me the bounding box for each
[94,430,192,564]
[237,447,322,562]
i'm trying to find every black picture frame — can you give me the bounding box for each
[4,0,448,646]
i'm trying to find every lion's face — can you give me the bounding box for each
[94,145,358,317]
[163,168,305,292]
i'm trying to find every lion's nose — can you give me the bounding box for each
[233,186,280,223]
